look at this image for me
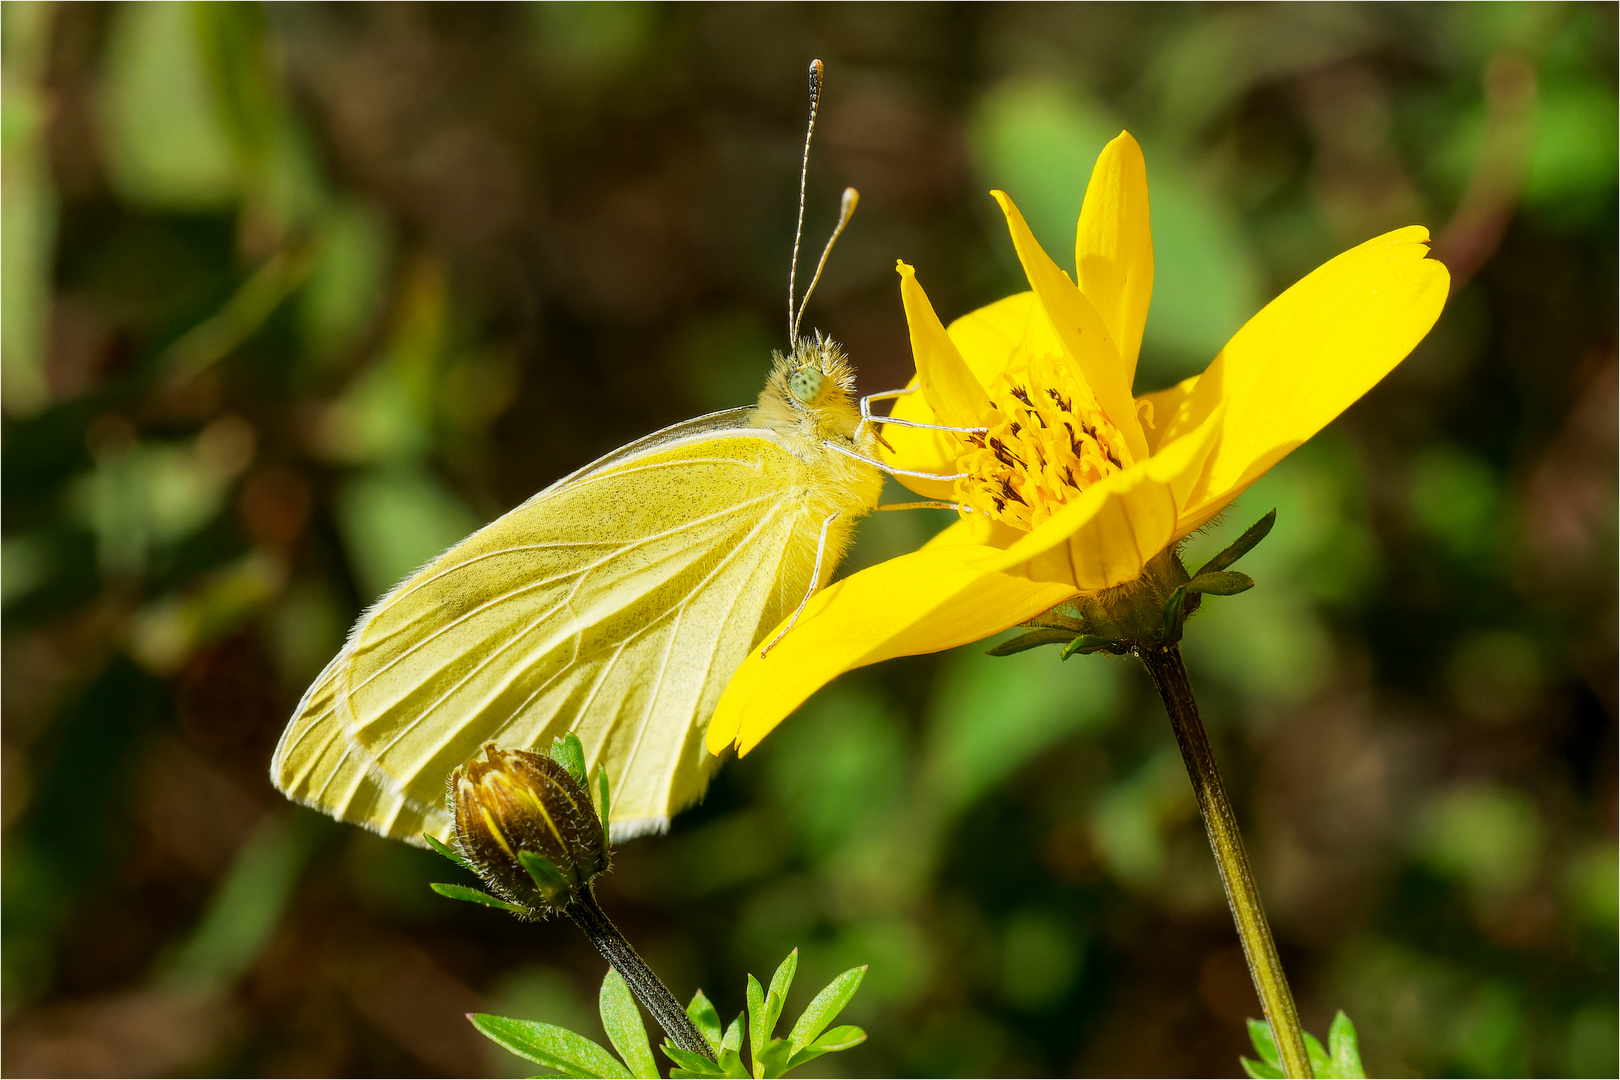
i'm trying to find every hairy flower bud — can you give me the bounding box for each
[448,744,608,915]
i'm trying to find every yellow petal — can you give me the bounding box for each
[708,546,1077,756]
[1137,372,1200,454]
[897,261,986,429]
[977,403,1226,590]
[992,191,1149,463]
[1077,132,1154,387]
[1169,226,1449,521]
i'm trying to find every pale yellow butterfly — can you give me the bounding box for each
[269,61,971,844]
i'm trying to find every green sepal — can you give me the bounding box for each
[1196,509,1276,577]
[1161,585,1189,639]
[986,628,1078,656]
[686,989,723,1054]
[518,850,569,901]
[1060,634,1125,659]
[1186,570,1254,596]
[550,731,589,788]
[423,833,475,872]
[595,763,613,851]
[1328,1010,1366,1079]
[430,882,530,916]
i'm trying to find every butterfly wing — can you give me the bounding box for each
[272,409,854,843]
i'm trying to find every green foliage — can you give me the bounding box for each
[1241,1011,1365,1080]
[474,951,867,1080]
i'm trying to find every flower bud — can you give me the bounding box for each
[448,743,609,915]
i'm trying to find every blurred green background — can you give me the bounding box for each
[2,3,1615,1076]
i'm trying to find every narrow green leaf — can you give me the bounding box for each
[595,763,613,849]
[1060,634,1120,660]
[423,833,475,872]
[1196,508,1276,576]
[469,1013,633,1078]
[986,628,1076,656]
[786,965,865,1055]
[662,1041,727,1079]
[1186,570,1254,596]
[755,1038,796,1080]
[599,969,658,1079]
[718,1015,747,1079]
[1328,1010,1366,1080]
[551,732,589,787]
[1305,1032,1333,1078]
[1240,1055,1285,1080]
[763,949,797,1041]
[745,975,767,1079]
[1246,1018,1281,1068]
[784,1024,867,1070]
[430,882,527,915]
[686,989,722,1054]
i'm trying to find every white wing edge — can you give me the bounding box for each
[269,404,782,830]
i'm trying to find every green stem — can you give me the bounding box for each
[1138,643,1313,1080]
[567,885,717,1062]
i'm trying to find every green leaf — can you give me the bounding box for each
[986,628,1077,656]
[763,949,797,1042]
[718,1015,746,1079]
[1060,634,1121,660]
[1240,1056,1284,1079]
[595,763,613,849]
[1196,509,1276,577]
[469,1013,633,1078]
[551,732,589,788]
[430,882,528,915]
[599,969,658,1079]
[784,1025,867,1070]
[1305,1032,1333,1078]
[1328,1011,1365,1080]
[745,974,767,1079]
[1185,570,1254,596]
[754,1038,795,1079]
[686,989,722,1054]
[1247,1018,1281,1068]
[424,833,475,872]
[519,851,569,900]
[786,965,866,1055]
[663,1042,727,1079]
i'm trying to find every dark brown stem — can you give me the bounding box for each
[1138,643,1313,1079]
[567,885,717,1062]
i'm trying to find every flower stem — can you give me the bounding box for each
[1137,643,1313,1080]
[567,885,717,1062]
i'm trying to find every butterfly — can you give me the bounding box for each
[270,61,965,844]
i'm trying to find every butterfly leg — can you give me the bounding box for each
[874,500,961,512]
[854,386,989,445]
[824,440,971,481]
[760,510,841,658]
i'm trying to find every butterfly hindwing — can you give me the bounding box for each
[273,413,848,843]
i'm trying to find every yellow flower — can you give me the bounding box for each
[708,131,1448,757]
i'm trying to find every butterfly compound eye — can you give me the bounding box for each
[789,366,828,405]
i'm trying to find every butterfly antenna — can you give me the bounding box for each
[794,187,859,338]
[788,59,824,345]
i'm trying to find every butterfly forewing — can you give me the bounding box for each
[273,416,849,842]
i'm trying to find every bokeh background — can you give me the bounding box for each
[2,3,1615,1076]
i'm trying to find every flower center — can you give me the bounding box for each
[955,353,1134,531]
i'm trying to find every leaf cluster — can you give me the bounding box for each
[470,949,867,1079]
[1241,1011,1365,1080]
